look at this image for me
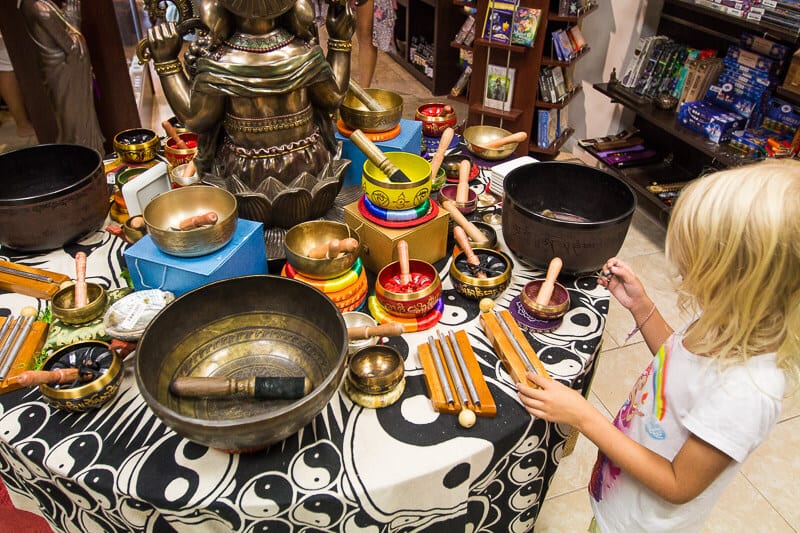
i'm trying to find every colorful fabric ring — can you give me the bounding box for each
[358,196,440,229]
[329,271,368,305]
[341,292,369,313]
[282,258,363,293]
[367,295,444,333]
[362,196,431,222]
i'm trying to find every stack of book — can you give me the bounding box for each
[550,25,587,62]
[538,65,571,103]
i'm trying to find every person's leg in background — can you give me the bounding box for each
[355,0,377,87]
[0,33,36,139]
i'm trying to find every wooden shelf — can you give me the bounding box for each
[542,45,591,66]
[536,85,582,108]
[548,2,598,22]
[450,40,474,51]
[776,86,800,106]
[529,127,574,156]
[448,93,469,104]
[473,38,528,53]
[469,103,523,120]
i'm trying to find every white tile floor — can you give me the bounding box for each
[3,47,798,532]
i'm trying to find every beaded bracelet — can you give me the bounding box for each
[154,60,183,76]
[624,303,656,342]
[327,39,353,52]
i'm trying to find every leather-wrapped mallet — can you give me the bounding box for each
[350,129,412,183]
[170,376,313,400]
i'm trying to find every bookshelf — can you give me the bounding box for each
[464,0,595,158]
[589,0,800,225]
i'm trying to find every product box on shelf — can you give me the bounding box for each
[342,200,449,275]
[336,119,423,187]
[124,219,267,296]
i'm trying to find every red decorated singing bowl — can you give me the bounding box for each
[164,132,198,168]
[375,259,441,318]
[415,103,458,137]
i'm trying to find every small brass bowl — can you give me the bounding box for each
[113,128,159,164]
[348,345,404,395]
[343,311,378,355]
[284,221,360,280]
[143,185,238,257]
[468,221,498,250]
[164,132,198,169]
[39,341,123,412]
[170,163,201,188]
[450,249,512,300]
[520,279,571,320]
[415,102,457,137]
[123,215,146,243]
[442,154,473,180]
[362,152,431,210]
[440,184,477,214]
[340,88,403,132]
[375,259,441,317]
[52,282,108,325]
[463,125,518,160]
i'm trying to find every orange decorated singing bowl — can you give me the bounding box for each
[362,152,431,210]
[375,259,441,318]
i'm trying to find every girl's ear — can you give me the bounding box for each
[197,0,234,40]
[281,0,319,43]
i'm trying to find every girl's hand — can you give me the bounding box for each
[517,372,593,428]
[597,257,649,311]
[147,22,183,64]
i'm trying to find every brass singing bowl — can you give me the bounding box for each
[143,185,238,257]
[520,279,571,320]
[52,282,108,325]
[347,345,404,395]
[135,275,348,453]
[340,88,403,132]
[343,312,379,355]
[463,125,518,160]
[375,259,441,318]
[113,128,159,164]
[284,221,360,280]
[449,249,513,301]
[39,341,123,412]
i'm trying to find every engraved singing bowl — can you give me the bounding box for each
[340,88,403,132]
[164,132,199,169]
[415,102,457,137]
[375,259,441,318]
[520,279,571,320]
[284,220,360,280]
[362,152,431,210]
[51,282,108,325]
[449,249,512,300]
[39,341,123,412]
[463,125,518,160]
[135,275,349,453]
[113,128,159,164]
[347,345,404,395]
[143,185,238,257]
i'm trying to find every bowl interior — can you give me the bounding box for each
[135,276,348,451]
[342,89,403,114]
[463,126,517,159]
[143,186,237,231]
[377,259,440,298]
[114,128,156,147]
[284,221,358,278]
[0,144,102,205]
[441,154,472,179]
[363,152,431,186]
[348,345,404,392]
[416,103,456,120]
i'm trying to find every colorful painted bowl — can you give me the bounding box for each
[415,103,458,137]
[362,152,431,210]
[375,259,441,318]
[114,128,159,164]
[164,132,198,169]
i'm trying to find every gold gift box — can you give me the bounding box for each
[343,200,449,275]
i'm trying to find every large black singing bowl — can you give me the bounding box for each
[0,144,109,252]
[502,162,636,274]
[135,275,348,453]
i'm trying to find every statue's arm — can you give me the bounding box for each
[309,0,355,110]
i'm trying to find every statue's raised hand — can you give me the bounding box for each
[147,22,183,63]
[325,0,356,42]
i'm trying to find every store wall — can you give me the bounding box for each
[565,0,664,150]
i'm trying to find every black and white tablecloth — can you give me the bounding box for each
[0,180,608,533]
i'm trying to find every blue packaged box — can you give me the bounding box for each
[123,218,267,296]
[336,119,423,187]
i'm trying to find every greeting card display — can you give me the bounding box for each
[484,64,516,112]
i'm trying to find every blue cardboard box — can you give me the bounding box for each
[123,218,267,296]
[336,118,423,187]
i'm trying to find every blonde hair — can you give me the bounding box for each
[665,159,800,378]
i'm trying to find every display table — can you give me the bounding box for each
[0,175,608,532]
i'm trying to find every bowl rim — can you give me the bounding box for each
[142,185,238,232]
[347,344,405,393]
[40,340,122,400]
[113,128,159,150]
[0,144,103,206]
[134,275,349,430]
[449,249,513,285]
[362,153,431,189]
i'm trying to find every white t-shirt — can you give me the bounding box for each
[590,330,785,532]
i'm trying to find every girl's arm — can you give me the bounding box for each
[518,373,732,504]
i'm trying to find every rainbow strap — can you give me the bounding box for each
[367,295,444,333]
[362,196,431,222]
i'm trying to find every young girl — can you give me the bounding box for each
[518,159,800,532]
